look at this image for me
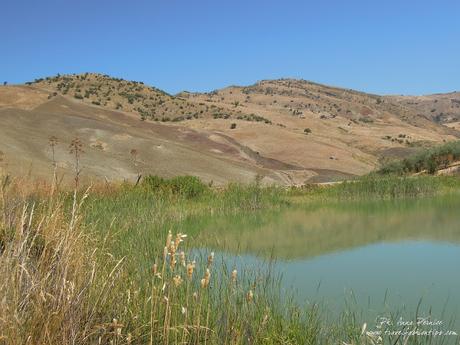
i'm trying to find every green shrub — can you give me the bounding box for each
[378,140,460,175]
[167,176,209,198]
[143,175,166,190]
[142,175,209,199]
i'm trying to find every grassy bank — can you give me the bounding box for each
[1,175,339,345]
[1,174,459,344]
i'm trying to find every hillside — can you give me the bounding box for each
[0,85,275,185]
[1,73,459,185]
[28,73,241,122]
[387,91,460,130]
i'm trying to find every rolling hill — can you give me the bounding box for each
[0,73,459,185]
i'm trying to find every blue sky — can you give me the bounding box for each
[1,0,459,95]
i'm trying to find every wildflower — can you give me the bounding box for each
[181,306,187,315]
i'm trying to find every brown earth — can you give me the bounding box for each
[1,74,459,185]
[387,91,460,124]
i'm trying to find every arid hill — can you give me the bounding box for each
[0,73,459,185]
[387,91,460,131]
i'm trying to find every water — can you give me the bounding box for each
[193,194,460,334]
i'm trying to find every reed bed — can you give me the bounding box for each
[1,172,458,344]
[314,175,460,201]
[0,175,330,345]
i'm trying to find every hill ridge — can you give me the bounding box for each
[1,72,459,185]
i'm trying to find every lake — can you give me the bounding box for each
[192,194,460,335]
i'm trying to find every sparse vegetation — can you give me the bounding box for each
[236,113,272,124]
[378,140,460,175]
[30,73,240,123]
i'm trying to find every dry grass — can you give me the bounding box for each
[0,175,292,345]
[0,175,95,343]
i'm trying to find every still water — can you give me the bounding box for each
[192,194,460,331]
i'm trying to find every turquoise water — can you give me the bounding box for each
[194,194,460,335]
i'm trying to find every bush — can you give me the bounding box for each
[230,123,237,129]
[378,140,460,175]
[143,175,209,199]
[167,176,209,198]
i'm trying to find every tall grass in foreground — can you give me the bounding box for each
[0,175,331,344]
[0,176,120,344]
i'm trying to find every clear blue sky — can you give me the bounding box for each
[1,0,459,95]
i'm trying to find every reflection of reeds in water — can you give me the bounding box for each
[197,195,460,260]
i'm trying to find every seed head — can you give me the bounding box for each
[186,261,195,279]
[170,254,177,270]
[207,252,215,267]
[173,275,183,287]
[69,137,84,155]
[231,269,238,283]
[200,278,207,289]
[179,251,186,267]
[168,241,177,270]
[175,233,183,248]
[246,290,254,303]
[166,231,173,248]
[201,268,211,288]
[48,136,58,147]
